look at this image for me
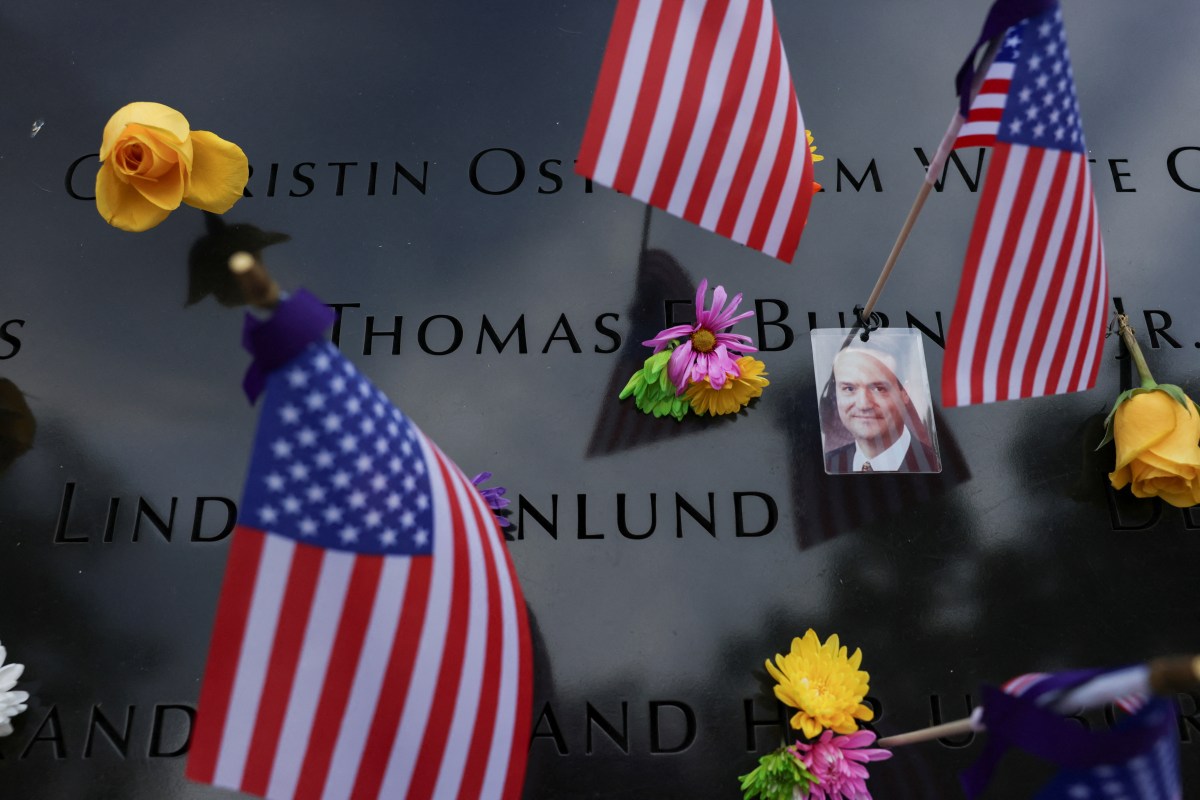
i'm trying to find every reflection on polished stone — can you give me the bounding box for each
[781,383,971,549]
[587,247,715,457]
[186,212,290,308]
[0,379,35,474]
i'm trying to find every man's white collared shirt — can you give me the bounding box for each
[852,426,911,472]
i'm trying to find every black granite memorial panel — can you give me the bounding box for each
[1,2,1198,798]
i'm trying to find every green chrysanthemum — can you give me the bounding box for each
[619,345,691,421]
[737,747,815,800]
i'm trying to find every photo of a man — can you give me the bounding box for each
[811,330,941,474]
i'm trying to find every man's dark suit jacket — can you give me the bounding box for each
[824,437,940,473]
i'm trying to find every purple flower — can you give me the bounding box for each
[788,730,891,800]
[642,279,756,393]
[471,471,512,529]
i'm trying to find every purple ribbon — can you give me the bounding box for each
[955,0,1057,117]
[241,289,336,403]
[960,679,1174,798]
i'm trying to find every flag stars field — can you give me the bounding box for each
[242,343,440,558]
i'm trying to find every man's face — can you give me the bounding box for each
[833,350,907,450]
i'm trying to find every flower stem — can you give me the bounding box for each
[1116,314,1156,389]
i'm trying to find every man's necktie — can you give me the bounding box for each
[861,462,873,472]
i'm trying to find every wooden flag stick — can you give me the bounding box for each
[855,34,1004,329]
[876,716,978,749]
[876,655,1200,750]
[228,250,281,309]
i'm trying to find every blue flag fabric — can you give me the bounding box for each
[961,670,1181,799]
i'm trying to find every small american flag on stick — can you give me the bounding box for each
[963,668,1180,799]
[943,0,1108,406]
[187,290,532,800]
[577,0,814,262]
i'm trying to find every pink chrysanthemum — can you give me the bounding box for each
[788,730,891,800]
[642,278,756,393]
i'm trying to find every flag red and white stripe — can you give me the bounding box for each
[576,0,814,262]
[954,60,1014,149]
[188,336,532,800]
[942,143,1107,406]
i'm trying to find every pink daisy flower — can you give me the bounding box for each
[642,279,757,393]
[789,730,892,800]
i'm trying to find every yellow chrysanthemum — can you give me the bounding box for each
[806,129,824,163]
[806,129,823,193]
[764,629,873,739]
[684,356,768,416]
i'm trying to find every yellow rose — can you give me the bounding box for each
[96,102,249,232]
[1109,389,1200,508]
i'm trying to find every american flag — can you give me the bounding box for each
[963,669,1181,800]
[942,2,1108,406]
[576,0,814,263]
[1002,670,1148,716]
[187,293,532,800]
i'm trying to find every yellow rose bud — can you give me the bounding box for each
[96,102,249,232]
[1109,389,1200,508]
